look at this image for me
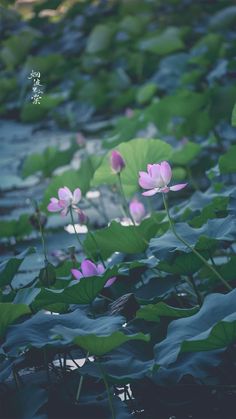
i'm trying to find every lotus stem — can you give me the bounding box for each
[162,194,232,292]
[69,207,84,249]
[97,360,115,419]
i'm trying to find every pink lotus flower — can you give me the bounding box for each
[47,186,82,216]
[139,161,187,196]
[110,150,126,174]
[129,199,145,224]
[71,259,116,288]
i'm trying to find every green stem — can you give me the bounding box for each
[69,246,77,268]
[30,201,48,264]
[97,361,115,419]
[12,367,20,390]
[75,352,90,404]
[75,376,84,404]
[117,173,136,226]
[35,209,50,286]
[209,253,218,271]
[69,207,84,249]
[38,219,47,264]
[43,348,51,386]
[88,230,106,268]
[187,275,203,306]
[85,151,109,223]
[162,194,232,292]
[63,351,67,370]
[99,190,109,223]
[71,206,106,274]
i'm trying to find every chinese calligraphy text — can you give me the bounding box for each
[28,70,44,104]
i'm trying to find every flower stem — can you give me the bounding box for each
[187,275,203,306]
[34,205,50,287]
[75,351,90,404]
[70,205,106,267]
[117,173,136,226]
[38,215,48,265]
[162,194,232,292]
[88,230,106,268]
[31,200,48,264]
[75,375,84,403]
[69,207,84,249]
[70,208,100,263]
[96,360,115,419]
[99,190,109,224]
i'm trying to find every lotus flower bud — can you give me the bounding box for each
[110,150,126,174]
[129,199,145,224]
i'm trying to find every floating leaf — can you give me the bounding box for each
[0,303,30,339]
[31,274,109,310]
[219,145,236,174]
[3,308,148,358]
[84,214,167,260]
[0,215,32,240]
[20,94,65,123]
[150,216,236,260]
[136,302,199,323]
[3,309,123,355]
[86,24,114,54]
[172,141,201,166]
[1,30,39,69]
[54,328,150,356]
[138,27,184,55]
[22,142,77,178]
[81,346,153,384]
[136,83,157,105]
[158,252,204,275]
[209,6,236,29]
[181,313,236,353]
[0,247,35,288]
[232,103,236,127]
[154,288,236,368]
[25,54,66,83]
[0,77,17,103]
[119,15,145,35]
